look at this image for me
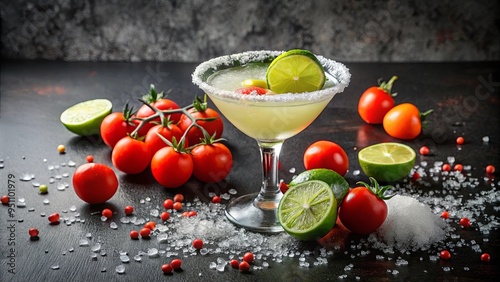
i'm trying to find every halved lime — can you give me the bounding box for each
[60,99,112,136]
[242,79,268,89]
[289,168,349,205]
[358,142,416,182]
[278,180,337,240]
[266,49,325,94]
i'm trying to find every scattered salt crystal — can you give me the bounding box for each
[115,264,125,274]
[134,255,142,262]
[90,253,98,260]
[79,239,89,246]
[289,167,296,173]
[157,234,168,243]
[20,173,34,181]
[57,183,66,191]
[482,136,489,143]
[148,248,159,258]
[442,266,451,272]
[100,216,107,222]
[220,193,231,200]
[120,217,130,224]
[91,243,101,252]
[150,209,159,217]
[85,233,92,238]
[67,160,76,167]
[352,170,360,176]
[228,189,237,195]
[120,255,130,263]
[100,250,107,256]
[50,264,60,270]
[32,181,40,187]
[209,262,216,269]
[43,199,50,205]
[110,222,118,229]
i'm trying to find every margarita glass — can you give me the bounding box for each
[192,50,350,233]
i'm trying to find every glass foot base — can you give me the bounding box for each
[225,192,284,233]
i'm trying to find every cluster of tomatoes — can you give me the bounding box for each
[99,85,232,188]
[358,76,432,140]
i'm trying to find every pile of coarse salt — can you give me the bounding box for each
[368,195,450,253]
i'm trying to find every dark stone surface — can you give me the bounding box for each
[0,60,499,281]
[1,0,499,62]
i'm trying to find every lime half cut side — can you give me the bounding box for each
[278,180,337,241]
[266,49,325,94]
[60,99,112,136]
[358,142,416,182]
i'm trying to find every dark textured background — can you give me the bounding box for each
[1,0,499,62]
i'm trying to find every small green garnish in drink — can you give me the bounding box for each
[278,180,337,240]
[358,142,416,182]
[266,49,325,94]
[60,99,112,136]
[289,168,349,205]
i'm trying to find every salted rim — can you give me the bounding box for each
[192,50,351,103]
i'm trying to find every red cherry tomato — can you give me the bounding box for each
[100,112,136,148]
[179,107,223,146]
[170,259,182,270]
[338,179,391,234]
[243,252,254,263]
[163,199,174,209]
[486,165,495,174]
[72,163,118,204]
[239,261,250,272]
[303,141,349,176]
[191,142,232,183]
[102,208,113,218]
[145,123,184,155]
[140,228,151,238]
[160,211,170,221]
[112,136,151,174]
[130,230,139,239]
[48,212,60,223]
[173,194,184,203]
[136,85,181,124]
[29,228,39,237]
[440,250,451,260]
[1,195,10,205]
[151,146,193,188]
[383,103,432,140]
[358,76,397,124]
[481,253,491,262]
[161,263,173,274]
[124,205,134,215]
[230,259,239,268]
[192,239,204,249]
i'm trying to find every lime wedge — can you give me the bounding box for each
[266,49,325,94]
[289,168,349,205]
[60,99,112,136]
[278,180,337,240]
[358,142,416,182]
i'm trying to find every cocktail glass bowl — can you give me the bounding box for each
[192,50,350,233]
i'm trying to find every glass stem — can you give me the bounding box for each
[254,141,283,210]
